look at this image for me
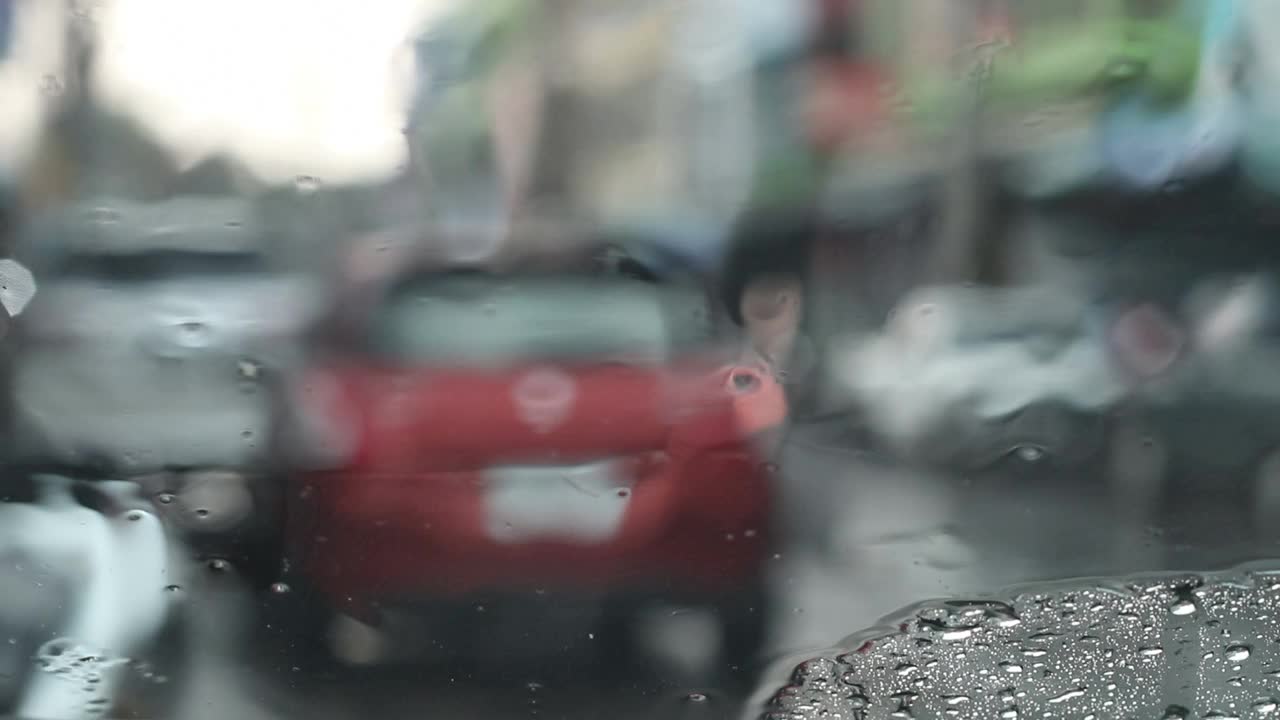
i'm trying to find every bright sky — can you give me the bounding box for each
[0,0,65,182]
[89,0,456,186]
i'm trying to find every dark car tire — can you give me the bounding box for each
[256,575,342,683]
[714,578,771,687]
[594,577,772,693]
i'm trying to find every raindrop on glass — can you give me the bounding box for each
[1047,688,1086,704]
[39,74,64,96]
[294,175,322,195]
[1015,446,1045,463]
[1226,644,1253,662]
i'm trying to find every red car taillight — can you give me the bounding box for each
[724,365,788,439]
[668,363,788,453]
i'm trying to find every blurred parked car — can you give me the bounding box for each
[5,196,321,572]
[271,233,786,681]
[828,283,1201,475]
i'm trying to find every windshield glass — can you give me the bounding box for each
[3,1,1280,719]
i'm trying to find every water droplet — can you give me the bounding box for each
[1139,646,1164,657]
[685,692,708,703]
[125,511,143,522]
[195,509,210,518]
[1047,688,1086,704]
[1253,699,1278,715]
[237,359,261,379]
[999,661,1023,673]
[731,372,760,393]
[39,74,64,96]
[1014,446,1045,462]
[241,430,253,439]
[1227,644,1253,662]
[1162,705,1191,720]
[294,175,322,195]
[86,206,119,224]
[1170,599,1197,616]
[206,558,230,572]
[941,628,975,641]
[270,582,290,594]
[163,584,181,593]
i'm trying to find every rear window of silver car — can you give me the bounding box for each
[57,250,268,283]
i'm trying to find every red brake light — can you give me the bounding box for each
[725,365,788,438]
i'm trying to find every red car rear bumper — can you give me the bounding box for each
[289,450,773,614]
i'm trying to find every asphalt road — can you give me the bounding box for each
[111,421,1280,720]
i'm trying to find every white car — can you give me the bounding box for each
[7,196,321,482]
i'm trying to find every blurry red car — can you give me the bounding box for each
[275,237,786,676]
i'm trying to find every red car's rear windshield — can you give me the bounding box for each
[370,272,716,364]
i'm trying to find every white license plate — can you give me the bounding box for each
[484,461,631,545]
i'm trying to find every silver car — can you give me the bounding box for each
[7,196,321,485]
